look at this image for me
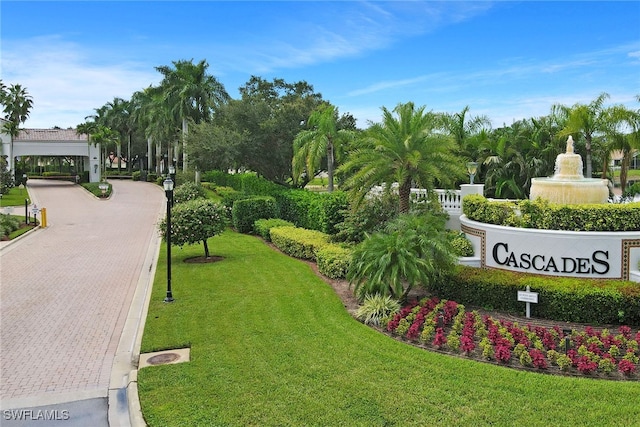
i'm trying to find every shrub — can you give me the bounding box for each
[316,244,352,279]
[463,194,640,232]
[348,212,457,302]
[428,266,640,325]
[253,218,294,241]
[232,196,278,234]
[622,182,640,199]
[173,182,207,204]
[269,226,329,261]
[159,199,227,258]
[332,192,399,243]
[1,214,21,238]
[132,171,141,181]
[355,294,401,326]
[447,230,474,257]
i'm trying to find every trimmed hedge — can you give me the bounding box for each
[316,244,352,279]
[232,197,278,234]
[463,194,640,231]
[253,218,294,242]
[269,226,329,261]
[275,190,348,234]
[427,266,640,325]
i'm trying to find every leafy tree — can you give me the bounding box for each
[347,211,457,302]
[155,59,229,172]
[219,76,324,184]
[0,80,33,138]
[292,103,356,191]
[183,120,243,173]
[338,102,464,213]
[159,199,227,258]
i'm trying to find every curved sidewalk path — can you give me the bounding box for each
[1,180,165,426]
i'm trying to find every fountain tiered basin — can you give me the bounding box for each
[529,136,609,204]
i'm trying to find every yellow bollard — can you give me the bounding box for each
[41,207,47,228]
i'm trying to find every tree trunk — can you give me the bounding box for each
[585,134,592,178]
[620,150,631,193]
[399,179,412,214]
[147,137,153,172]
[327,139,334,192]
[155,142,162,175]
[203,239,210,258]
[182,118,188,172]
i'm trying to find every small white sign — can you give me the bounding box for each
[517,291,539,304]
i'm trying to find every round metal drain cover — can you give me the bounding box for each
[147,353,180,365]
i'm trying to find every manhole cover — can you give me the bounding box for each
[147,353,180,365]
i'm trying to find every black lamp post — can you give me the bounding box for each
[163,176,175,303]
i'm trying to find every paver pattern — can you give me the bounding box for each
[1,180,165,403]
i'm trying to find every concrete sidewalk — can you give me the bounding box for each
[1,180,165,426]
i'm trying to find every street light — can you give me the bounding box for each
[466,161,478,185]
[163,176,175,303]
[98,182,109,198]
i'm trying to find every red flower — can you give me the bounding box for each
[618,359,636,375]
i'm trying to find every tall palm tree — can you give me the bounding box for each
[0,82,33,138]
[155,59,229,172]
[552,92,611,179]
[292,104,355,191]
[338,102,464,213]
[442,105,491,161]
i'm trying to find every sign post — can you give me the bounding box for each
[517,285,539,318]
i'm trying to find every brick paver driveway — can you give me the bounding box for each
[1,180,165,412]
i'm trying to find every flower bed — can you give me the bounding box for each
[383,297,639,379]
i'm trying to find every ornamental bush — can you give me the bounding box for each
[232,196,278,234]
[173,182,207,204]
[269,226,329,261]
[159,199,227,258]
[316,244,352,279]
[253,218,294,241]
[463,194,640,232]
[429,266,640,325]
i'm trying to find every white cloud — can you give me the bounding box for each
[2,35,160,128]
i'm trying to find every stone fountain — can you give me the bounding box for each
[529,136,609,204]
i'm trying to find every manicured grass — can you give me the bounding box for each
[139,231,640,426]
[0,186,30,207]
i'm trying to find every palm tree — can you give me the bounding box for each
[348,211,457,302]
[442,105,491,160]
[338,102,464,213]
[0,81,33,138]
[292,104,355,191]
[552,92,611,178]
[155,59,229,172]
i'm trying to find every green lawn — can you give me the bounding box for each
[139,231,640,427]
[0,186,30,207]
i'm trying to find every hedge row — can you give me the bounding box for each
[463,195,640,231]
[268,225,353,279]
[427,266,640,325]
[205,171,348,234]
[231,197,278,234]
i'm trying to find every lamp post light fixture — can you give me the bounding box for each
[466,161,478,185]
[98,182,109,198]
[163,176,175,303]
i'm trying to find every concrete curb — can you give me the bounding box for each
[107,184,164,427]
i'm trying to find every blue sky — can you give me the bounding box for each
[2,1,639,129]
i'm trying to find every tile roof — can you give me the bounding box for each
[16,128,89,142]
